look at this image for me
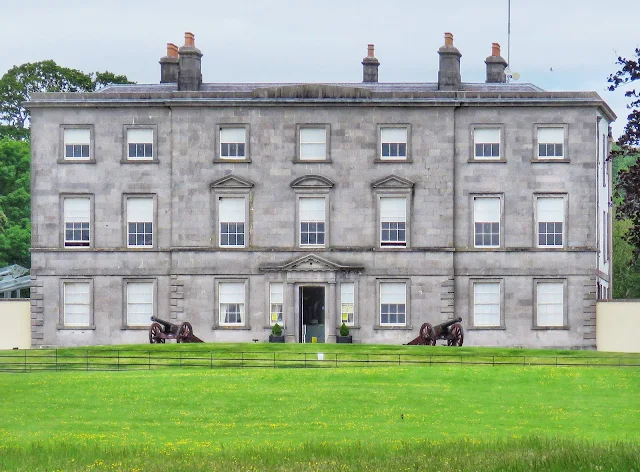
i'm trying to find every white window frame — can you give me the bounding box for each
[472,126,502,160]
[218,125,249,161]
[216,279,248,327]
[61,281,91,328]
[379,196,407,248]
[62,196,92,248]
[535,125,567,160]
[473,195,502,248]
[340,282,355,327]
[269,282,284,326]
[297,125,330,162]
[471,280,503,328]
[534,279,567,329]
[535,195,566,248]
[61,126,93,162]
[125,280,155,327]
[298,196,327,248]
[126,127,154,161]
[378,125,410,161]
[218,196,247,248]
[378,281,408,327]
[126,196,155,249]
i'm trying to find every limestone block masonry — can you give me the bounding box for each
[26,33,615,348]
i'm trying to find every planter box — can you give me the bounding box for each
[269,335,285,343]
[336,335,352,344]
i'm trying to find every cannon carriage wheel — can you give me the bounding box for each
[149,322,165,344]
[446,323,464,347]
[419,323,436,346]
[176,322,193,343]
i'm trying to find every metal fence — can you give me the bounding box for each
[1,349,639,373]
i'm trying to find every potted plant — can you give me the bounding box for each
[269,323,285,343]
[336,323,352,343]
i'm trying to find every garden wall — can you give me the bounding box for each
[596,300,640,353]
[0,299,31,349]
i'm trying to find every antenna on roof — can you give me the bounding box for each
[507,0,511,68]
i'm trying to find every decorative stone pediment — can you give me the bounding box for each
[253,84,372,99]
[371,174,415,189]
[260,254,364,272]
[290,175,335,190]
[210,174,255,189]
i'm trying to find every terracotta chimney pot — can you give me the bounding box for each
[167,43,178,58]
[368,44,375,58]
[492,43,501,57]
[184,32,195,47]
[444,32,454,47]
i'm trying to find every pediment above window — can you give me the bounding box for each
[210,174,255,189]
[260,254,363,272]
[371,175,415,189]
[290,175,335,190]
[253,84,372,99]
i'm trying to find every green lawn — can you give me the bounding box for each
[1,346,639,471]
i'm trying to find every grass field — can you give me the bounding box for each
[1,345,639,471]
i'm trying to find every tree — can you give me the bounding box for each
[609,48,640,260]
[0,137,30,267]
[0,60,134,139]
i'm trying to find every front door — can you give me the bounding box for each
[299,286,325,343]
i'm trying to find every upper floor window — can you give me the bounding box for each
[299,197,326,247]
[63,281,91,327]
[270,283,284,326]
[537,127,565,159]
[380,197,407,247]
[473,127,501,160]
[219,281,246,326]
[127,129,153,160]
[127,197,154,248]
[340,282,355,326]
[219,197,246,247]
[64,197,90,247]
[380,127,408,161]
[473,197,500,248]
[64,128,91,160]
[537,197,564,248]
[379,282,406,326]
[299,127,328,161]
[219,127,247,160]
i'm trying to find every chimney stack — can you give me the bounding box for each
[437,32,462,91]
[159,43,179,83]
[485,43,508,83]
[178,32,203,91]
[362,44,380,83]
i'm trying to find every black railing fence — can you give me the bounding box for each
[1,349,639,373]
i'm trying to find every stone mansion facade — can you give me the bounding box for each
[28,33,615,348]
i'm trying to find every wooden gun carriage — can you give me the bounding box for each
[407,317,464,346]
[149,316,203,344]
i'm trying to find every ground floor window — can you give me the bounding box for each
[473,282,501,327]
[536,281,565,327]
[270,283,284,325]
[126,281,153,326]
[340,282,355,326]
[219,281,245,325]
[379,282,406,326]
[63,282,90,327]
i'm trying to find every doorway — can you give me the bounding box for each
[299,286,325,343]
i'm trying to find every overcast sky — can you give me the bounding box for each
[3,0,639,136]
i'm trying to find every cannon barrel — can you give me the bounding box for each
[150,316,176,331]
[433,316,463,330]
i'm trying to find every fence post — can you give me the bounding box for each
[56,349,58,371]
[24,349,27,373]
[242,352,244,368]
[210,352,213,369]
[180,351,182,368]
[86,350,89,371]
[304,353,307,369]
[148,351,151,370]
[117,351,120,371]
[398,354,401,366]
[273,352,276,368]
[335,353,338,368]
[523,356,526,367]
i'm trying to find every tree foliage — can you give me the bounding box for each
[0,137,30,267]
[0,60,133,139]
[609,48,640,261]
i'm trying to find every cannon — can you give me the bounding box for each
[407,317,464,346]
[149,316,204,344]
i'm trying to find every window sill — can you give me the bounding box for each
[531,158,570,164]
[121,158,159,164]
[126,246,156,250]
[63,246,93,250]
[532,326,570,330]
[373,325,413,330]
[57,158,96,164]
[373,158,412,164]
[292,158,333,164]
[467,158,507,163]
[378,245,409,250]
[121,325,149,330]
[213,158,252,164]
[57,324,96,330]
[213,325,252,330]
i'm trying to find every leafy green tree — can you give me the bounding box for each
[0,60,133,139]
[613,219,640,298]
[0,137,30,267]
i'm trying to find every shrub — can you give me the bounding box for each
[339,323,350,337]
[271,323,282,336]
